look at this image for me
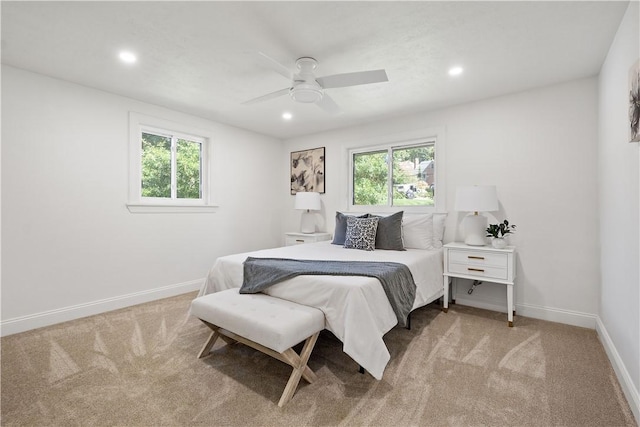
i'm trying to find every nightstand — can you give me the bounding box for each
[284,232,332,246]
[442,242,517,326]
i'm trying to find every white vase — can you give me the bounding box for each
[491,237,507,249]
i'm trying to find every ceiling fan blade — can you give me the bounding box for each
[257,52,293,80]
[316,93,343,114]
[316,69,388,89]
[242,87,290,105]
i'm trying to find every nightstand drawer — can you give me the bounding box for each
[448,262,509,280]
[285,236,310,246]
[284,232,332,246]
[449,250,508,268]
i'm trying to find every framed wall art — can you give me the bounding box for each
[629,59,640,143]
[290,147,325,194]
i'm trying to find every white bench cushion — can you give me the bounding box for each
[190,289,325,353]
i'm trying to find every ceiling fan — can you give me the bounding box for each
[242,53,389,113]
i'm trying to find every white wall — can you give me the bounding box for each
[597,1,640,420]
[283,77,600,328]
[1,65,284,335]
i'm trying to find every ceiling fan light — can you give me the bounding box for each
[290,83,323,103]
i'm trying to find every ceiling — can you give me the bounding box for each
[1,1,629,139]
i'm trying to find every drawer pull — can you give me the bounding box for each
[468,268,485,272]
[468,256,485,260]
[295,239,305,243]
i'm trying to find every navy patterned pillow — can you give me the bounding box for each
[344,216,379,251]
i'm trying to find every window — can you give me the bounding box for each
[349,138,439,211]
[140,128,203,200]
[128,112,216,213]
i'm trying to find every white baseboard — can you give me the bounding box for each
[0,279,203,337]
[596,317,640,425]
[452,278,597,329]
[453,296,597,329]
[515,302,597,329]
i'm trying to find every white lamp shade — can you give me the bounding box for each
[294,192,321,211]
[454,185,499,213]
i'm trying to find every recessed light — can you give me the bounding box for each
[282,112,293,120]
[448,66,463,76]
[119,51,137,64]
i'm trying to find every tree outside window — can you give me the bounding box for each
[141,130,203,200]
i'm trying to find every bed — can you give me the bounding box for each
[197,212,446,380]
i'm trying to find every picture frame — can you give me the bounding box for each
[290,147,325,195]
[629,59,640,143]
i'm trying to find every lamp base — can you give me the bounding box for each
[300,211,315,234]
[463,214,488,246]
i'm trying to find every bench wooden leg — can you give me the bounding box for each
[198,330,220,359]
[196,321,321,406]
[278,332,320,407]
[199,322,239,358]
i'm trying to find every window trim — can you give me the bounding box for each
[127,112,218,213]
[345,127,446,213]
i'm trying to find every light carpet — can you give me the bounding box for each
[1,292,636,426]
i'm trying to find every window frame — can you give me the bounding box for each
[346,129,445,213]
[127,112,217,213]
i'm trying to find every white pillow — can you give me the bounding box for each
[402,214,434,249]
[402,213,447,249]
[432,213,447,248]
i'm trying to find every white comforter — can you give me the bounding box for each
[198,241,443,380]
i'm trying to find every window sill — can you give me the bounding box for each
[126,203,219,214]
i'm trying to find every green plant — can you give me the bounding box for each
[486,220,516,239]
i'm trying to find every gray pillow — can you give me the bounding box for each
[371,211,405,251]
[332,212,369,245]
[344,216,380,251]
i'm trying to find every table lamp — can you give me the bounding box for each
[454,185,499,246]
[295,191,321,233]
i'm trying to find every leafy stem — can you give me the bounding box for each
[486,220,516,238]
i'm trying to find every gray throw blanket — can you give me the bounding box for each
[240,257,416,327]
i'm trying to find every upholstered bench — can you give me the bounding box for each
[190,288,325,407]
